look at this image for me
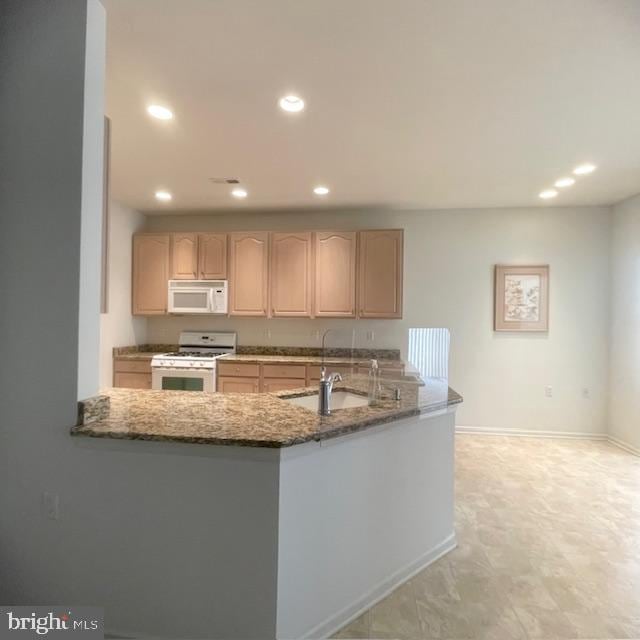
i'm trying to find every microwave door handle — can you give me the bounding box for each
[209,288,215,313]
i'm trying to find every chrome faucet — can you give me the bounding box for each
[318,367,343,416]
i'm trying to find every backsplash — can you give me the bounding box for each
[145,315,407,356]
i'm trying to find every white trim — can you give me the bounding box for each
[456,425,607,440]
[607,435,640,457]
[301,533,457,640]
[455,426,640,458]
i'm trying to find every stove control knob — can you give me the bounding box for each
[169,360,175,366]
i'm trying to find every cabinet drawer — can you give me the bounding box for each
[262,364,306,379]
[217,377,260,393]
[114,372,152,389]
[217,362,260,378]
[114,359,152,374]
[307,364,355,380]
[262,378,306,393]
[356,366,404,378]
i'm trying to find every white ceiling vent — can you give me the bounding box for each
[209,177,240,184]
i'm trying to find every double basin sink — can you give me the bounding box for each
[283,391,369,412]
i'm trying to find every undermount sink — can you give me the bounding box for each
[284,391,369,412]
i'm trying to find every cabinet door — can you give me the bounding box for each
[262,378,305,393]
[132,234,170,315]
[357,230,403,318]
[217,376,260,393]
[114,372,152,389]
[229,232,269,316]
[270,232,313,317]
[171,233,198,279]
[314,231,356,317]
[199,233,227,279]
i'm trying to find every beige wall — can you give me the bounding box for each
[609,193,640,452]
[99,200,147,387]
[144,206,611,435]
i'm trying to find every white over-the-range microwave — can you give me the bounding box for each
[168,280,228,314]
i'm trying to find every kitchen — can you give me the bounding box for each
[3,2,640,640]
[112,228,405,394]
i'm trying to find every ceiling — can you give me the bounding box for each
[105,0,640,213]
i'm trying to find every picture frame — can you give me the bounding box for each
[494,265,549,332]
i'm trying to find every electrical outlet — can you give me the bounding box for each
[313,330,321,342]
[43,492,59,520]
[545,385,553,398]
[366,331,375,342]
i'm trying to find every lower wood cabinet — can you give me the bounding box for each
[114,372,152,389]
[262,378,305,393]
[113,357,152,389]
[217,377,260,393]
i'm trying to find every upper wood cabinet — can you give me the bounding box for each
[171,233,198,279]
[229,232,269,316]
[132,234,170,315]
[314,231,357,317]
[357,229,403,319]
[132,228,403,319]
[171,233,227,280]
[199,233,227,279]
[270,232,313,317]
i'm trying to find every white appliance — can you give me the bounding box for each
[168,280,228,315]
[151,331,236,392]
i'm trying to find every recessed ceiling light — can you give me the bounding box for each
[573,163,596,175]
[539,189,558,200]
[313,186,330,195]
[231,188,248,199]
[554,177,575,188]
[155,190,172,201]
[147,104,173,120]
[279,95,305,113]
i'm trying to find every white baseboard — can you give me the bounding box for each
[607,435,640,457]
[456,425,640,457]
[304,533,457,640]
[456,425,607,440]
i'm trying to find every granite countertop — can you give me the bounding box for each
[73,375,462,448]
[112,345,403,366]
[113,352,162,361]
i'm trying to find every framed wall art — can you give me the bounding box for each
[494,265,549,332]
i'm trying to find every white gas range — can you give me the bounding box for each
[151,331,237,392]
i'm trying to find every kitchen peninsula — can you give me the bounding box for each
[72,372,461,639]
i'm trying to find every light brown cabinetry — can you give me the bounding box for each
[229,232,269,316]
[307,364,357,386]
[262,363,306,392]
[217,361,260,393]
[171,233,198,279]
[113,357,152,389]
[132,228,403,319]
[314,231,357,317]
[170,232,227,280]
[270,232,313,317]
[132,234,170,315]
[199,233,227,279]
[262,378,304,392]
[358,229,403,318]
[217,377,260,393]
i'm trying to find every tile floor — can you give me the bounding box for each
[333,435,640,639]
